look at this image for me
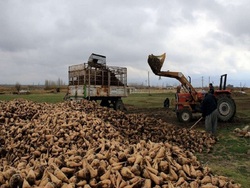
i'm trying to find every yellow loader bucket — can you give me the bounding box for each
[147,53,166,75]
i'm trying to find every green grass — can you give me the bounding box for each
[195,123,250,188]
[123,92,175,108]
[234,95,250,119]
[0,93,66,103]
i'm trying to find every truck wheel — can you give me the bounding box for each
[100,99,110,107]
[114,99,124,111]
[217,96,236,121]
[177,109,192,122]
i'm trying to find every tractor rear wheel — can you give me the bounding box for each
[217,96,236,121]
[177,109,192,122]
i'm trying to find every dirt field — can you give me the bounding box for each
[126,106,197,127]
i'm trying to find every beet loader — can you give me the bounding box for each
[148,53,236,122]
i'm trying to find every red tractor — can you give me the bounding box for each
[148,53,236,122]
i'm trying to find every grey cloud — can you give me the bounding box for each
[218,3,250,37]
[0,0,249,86]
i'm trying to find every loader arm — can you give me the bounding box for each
[148,53,198,101]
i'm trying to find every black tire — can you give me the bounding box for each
[114,99,124,111]
[177,109,192,122]
[100,99,110,107]
[217,96,236,121]
[164,98,170,108]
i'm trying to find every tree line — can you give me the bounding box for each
[15,78,66,93]
[44,78,65,90]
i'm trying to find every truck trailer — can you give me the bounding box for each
[65,53,128,110]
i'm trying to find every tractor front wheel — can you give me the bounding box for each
[177,109,192,122]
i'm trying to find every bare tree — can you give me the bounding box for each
[15,82,21,93]
[45,79,65,91]
[44,80,50,90]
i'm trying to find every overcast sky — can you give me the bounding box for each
[0,0,249,87]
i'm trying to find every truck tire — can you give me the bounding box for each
[114,99,124,111]
[100,99,110,107]
[217,96,236,121]
[177,109,192,122]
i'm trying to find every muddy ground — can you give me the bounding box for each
[125,105,200,127]
[125,105,245,130]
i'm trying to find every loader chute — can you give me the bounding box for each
[147,53,166,74]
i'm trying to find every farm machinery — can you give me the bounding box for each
[65,53,128,110]
[148,53,236,122]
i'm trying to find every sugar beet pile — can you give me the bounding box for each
[0,99,240,188]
